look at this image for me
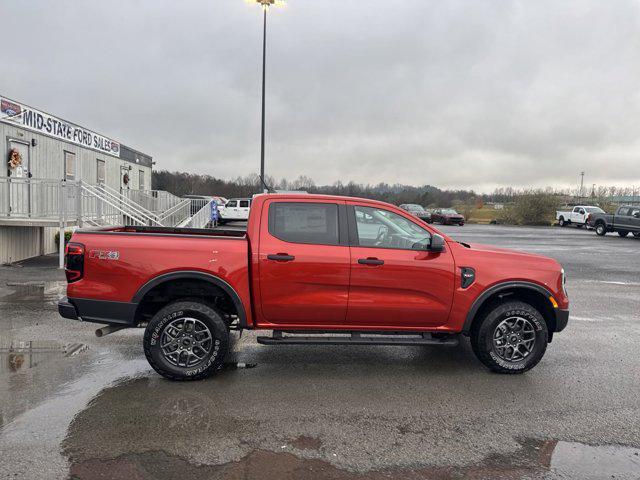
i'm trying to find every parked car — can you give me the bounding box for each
[587,205,640,237]
[399,204,432,223]
[219,198,251,223]
[431,208,465,226]
[59,193,569,380]
[556,205,604,228]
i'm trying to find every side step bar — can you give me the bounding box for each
[257,331,459,347]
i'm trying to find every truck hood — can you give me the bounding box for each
[462,242,560,268]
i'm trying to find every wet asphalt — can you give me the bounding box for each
[0,224,639,479]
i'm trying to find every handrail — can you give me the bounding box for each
[84,184,162,226]
[81,184,154,226]
[101,184,159,218]
[158,199,190,220]
[182,200,213,229]
[95,184,161,223]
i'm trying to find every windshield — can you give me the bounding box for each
[585,207,604,213]
[406,204,425,212]
[441,209,458,214]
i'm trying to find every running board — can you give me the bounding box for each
[257,331,459,347]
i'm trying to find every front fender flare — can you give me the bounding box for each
[461,281,556,334]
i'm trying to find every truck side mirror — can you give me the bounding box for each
[429,234,445,252]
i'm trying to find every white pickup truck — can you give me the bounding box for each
[556,205,604,228]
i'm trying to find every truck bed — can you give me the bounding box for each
[77,225,246,238]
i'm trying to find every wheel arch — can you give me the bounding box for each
[462,281,558,340]
[132,271,248,328]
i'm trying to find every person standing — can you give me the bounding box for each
[210,199,219,228]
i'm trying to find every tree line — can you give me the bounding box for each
[153,170,634,224]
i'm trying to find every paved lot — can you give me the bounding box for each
[0,224,639,479]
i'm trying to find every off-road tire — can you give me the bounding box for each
[143,300,229,381]
[595,222,607,236]
[470,301,548,374]
[618,231,629,237]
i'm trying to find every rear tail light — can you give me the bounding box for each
[65,242,85,283]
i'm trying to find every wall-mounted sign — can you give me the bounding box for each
[0,96,120,157]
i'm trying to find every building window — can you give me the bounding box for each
[64,151,76,181]
[138,170,145,190]
[97,159,105,184]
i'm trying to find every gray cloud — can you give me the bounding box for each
[4,0,640,192]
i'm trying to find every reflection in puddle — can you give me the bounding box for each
[66,438,640,480]
[0,339,88,374]
[0,281,66,305]
[550,440,640,479]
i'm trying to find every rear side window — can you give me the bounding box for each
[618,207,630,216]
[239,200,249,208]
[269,202,339,245]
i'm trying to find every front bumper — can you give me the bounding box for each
[555,308,569,332]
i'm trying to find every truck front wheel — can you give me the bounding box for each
[470,301,548,374]
[143,300,229,381]
[618,231,629,237]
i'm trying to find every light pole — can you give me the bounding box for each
[249,0,285,192]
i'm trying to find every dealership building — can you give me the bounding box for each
[0,95,192,264]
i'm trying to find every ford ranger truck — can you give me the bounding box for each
[58,194,569,380]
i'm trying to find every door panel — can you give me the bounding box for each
[347,204,455,328]
[258,200,350,325]
[629,207,640,232]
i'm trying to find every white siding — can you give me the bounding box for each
[1,121,152,263]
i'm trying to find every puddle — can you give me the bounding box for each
[0,281,66,305]
[65,438,640,480]
[0,339,88,374]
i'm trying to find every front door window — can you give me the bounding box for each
[354,205,431,250]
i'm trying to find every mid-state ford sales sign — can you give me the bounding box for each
[0,96,120,157]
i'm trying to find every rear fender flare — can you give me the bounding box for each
[132,271,248,328]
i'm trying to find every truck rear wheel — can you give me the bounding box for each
[470,301,548,374]
[558,217,566,227]
[595,223,607,236]
[143,300,229,381]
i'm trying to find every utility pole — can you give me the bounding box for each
[248,0,285,193]
[579,171,585,198]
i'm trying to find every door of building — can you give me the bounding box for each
[8,139,30,216]
[97,159,106,184]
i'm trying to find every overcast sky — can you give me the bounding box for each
[4,0,640,192]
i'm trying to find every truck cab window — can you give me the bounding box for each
[269,202,339,245]
[354,206,430,250]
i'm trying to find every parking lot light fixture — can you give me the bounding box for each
[247,0,286,192]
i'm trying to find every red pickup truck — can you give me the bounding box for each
[58,193,569,380]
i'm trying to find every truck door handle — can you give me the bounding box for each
[267,254,295,262]
[358,257,384,266]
